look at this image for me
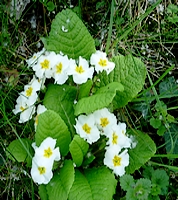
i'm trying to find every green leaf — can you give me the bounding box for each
[69,135,89,167]
[74,82,124,115]
[35,110,71,156]
[120,174,135,191]
[106,54,146,109]
[42,9,96,59]
[78,80,93,100]
[164,123,178,154]
[47,160,75,200]
[6,138,33,167]
[39,185,48,200]
[46,1,55,12]
[43,84,77,136]
[150,117,161,129]
[159,76,178,98]
[134,178,152,200]
[68,167,117,200]
[157,125,166,136]
[126,129,156,174]
[151,169,169,195]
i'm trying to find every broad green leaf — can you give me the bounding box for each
[43,84,77,136]
[78,79,93,100]
[39,185,48,200]
[126,129,156,174]
[98,54,146,109]
[47,160,74,200]
[6,138,33,167]
[68,167,117,200]
[69,135,89,167]
[74,82,124,115]
[35,110,71,156]
[42,9,96,59]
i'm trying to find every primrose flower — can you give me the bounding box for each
[74,114,100,144]
[18,105,36,123]
[90,50,115,75]
[52,54,70,84]
[34,137,61,162]
[104,148,129,176]
[106,123,131,151]
[20,78,41,106]
[34,104,47,130]
[26,48,45,68]
[68,56,94,84]
[31,157,53,184]
[93,108,117,134]
[32,51,56,79]
[12,95,36,123]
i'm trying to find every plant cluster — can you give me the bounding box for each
[1,0,178,199]
[120,166,169,200]
[5,8,158,200]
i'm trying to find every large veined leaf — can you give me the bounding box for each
[43,84,77,136]
[6,138,33,167]
[99,54,146,109]
[38,185,48,200]
[42,9,96,59]
[126,129,156,174]
[69,135,89,167]
[74,82,124,116]
[46,160,75,200]
[35,110,71,156]
[68,167,117,200]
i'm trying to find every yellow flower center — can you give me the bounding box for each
[35,114,39,125]
[98,59,107,67]
[112,132,118,145]
[26,87,33,97]
[82,123,91,134]
[38,166,46,175]
[75,66,85,74]
[100,118,109,127]
[56,62,63,74]
[20,106,25,111]
[113,155,121,167]
[44,147,53,158]
[40,59,50,69]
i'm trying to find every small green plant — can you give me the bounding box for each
[166,4,178,24]
[120,166,169,200]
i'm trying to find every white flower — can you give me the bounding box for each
[20,77,40,106]
[19,105,36,123]
[104,148,129,176]
[105,123,131,151]
[26,48,45,68]
[32,51,56,79]
[90,50,115,74]
[34,137,61,162]
[52,54,70,84]
[13,95,28,115]
[68,56,94,84]
[74,114,100,144]
[31,157,53,184]
[34,104,47,130]
[31,137,61,184]
[12,95,36,123]
[93,108,117,134]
